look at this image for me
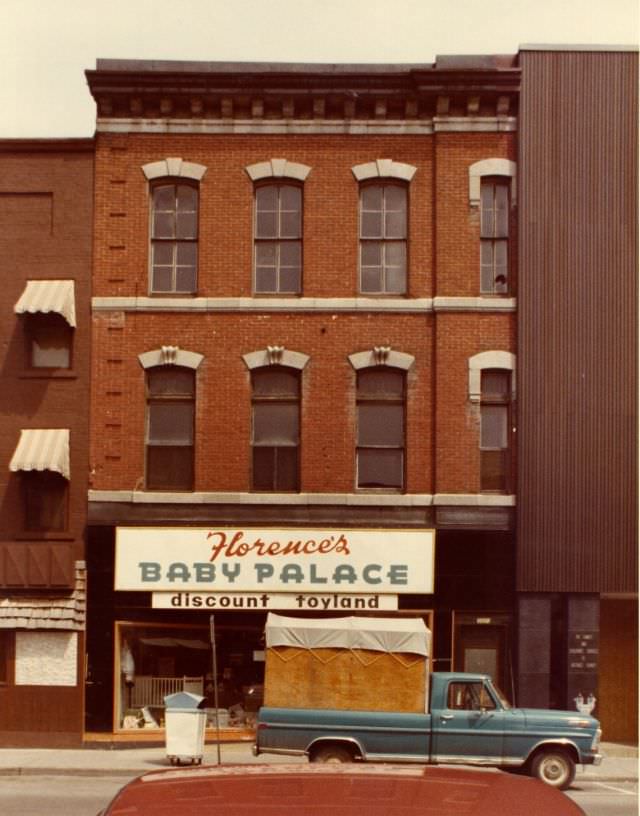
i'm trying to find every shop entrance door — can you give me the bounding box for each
[452,613,512,699]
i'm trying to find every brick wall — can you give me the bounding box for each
[0,144,93,561]
[91,130,515,496]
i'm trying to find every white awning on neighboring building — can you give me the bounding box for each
[9,429,70,480]
[14,280,76,327]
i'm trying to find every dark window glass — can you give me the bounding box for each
[447,682,496,711]
[251,366,300,490]
[480,369,511,492]
[146,366,195,490]
[28,314,72,369]
[0,631,12,685]
[480,178,510,294]
[254,184,302,294]
[360,183,407,294]
[150,182,198,294]
[24,471,68,531]
[356,367,405,489]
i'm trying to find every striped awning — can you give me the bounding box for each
[9,429,70,480]
[14,280,76,327]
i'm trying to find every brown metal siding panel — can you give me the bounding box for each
[517,50,638,592]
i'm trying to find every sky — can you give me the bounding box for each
[1,0,638,138]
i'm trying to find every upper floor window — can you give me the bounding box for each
[356,367,405,489]
[359,183,407,295]
[146,365,195,490]
[9,428,70,533]
[24,471,68,531]
[14,279,75,371]
[251,366,300,490]
[150,182,198,294]
[254,184,302,294]
[27,314,73,369]
[480,177,510,294]
[480,369,512,492]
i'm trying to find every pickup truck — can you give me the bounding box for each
[254,671,602,790]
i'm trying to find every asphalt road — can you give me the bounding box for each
[0,773,637,816]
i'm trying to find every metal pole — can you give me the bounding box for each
[210,615,222,765]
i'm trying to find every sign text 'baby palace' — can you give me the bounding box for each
[115,527,435,594]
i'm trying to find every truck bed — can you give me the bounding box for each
[257,706,433,761]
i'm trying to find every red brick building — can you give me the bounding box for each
[84,58,519,734]
[0,140,93,745]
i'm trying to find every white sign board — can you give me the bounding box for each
[152,592,399,612]
[116,527,435,594]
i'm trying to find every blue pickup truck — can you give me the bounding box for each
[254,671,602,790]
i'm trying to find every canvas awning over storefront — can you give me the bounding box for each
[14,279,76,327]
[9,428,70,480]
[265,613,431,657]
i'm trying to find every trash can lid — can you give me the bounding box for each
[164,691,206,709]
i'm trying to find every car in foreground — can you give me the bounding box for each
[98,763,585,815]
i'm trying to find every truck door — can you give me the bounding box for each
[432,680,505,764]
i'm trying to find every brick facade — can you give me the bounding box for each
[90,131,515,496]
[84,58,522,734]
[0,141,93,745]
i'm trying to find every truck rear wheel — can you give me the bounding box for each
[530,749,576,790]
[310,744,353,764]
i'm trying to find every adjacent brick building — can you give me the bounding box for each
[0,139,93,745]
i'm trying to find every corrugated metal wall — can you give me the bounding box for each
[517,49,638,592]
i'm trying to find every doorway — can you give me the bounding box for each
[452,612,513,701]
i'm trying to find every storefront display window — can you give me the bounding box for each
[114,621,264,732]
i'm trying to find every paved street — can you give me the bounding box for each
[0,740,635,815]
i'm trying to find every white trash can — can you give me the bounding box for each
[164,691,206,765]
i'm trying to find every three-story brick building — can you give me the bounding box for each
[84,57,519,734]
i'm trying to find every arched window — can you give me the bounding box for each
[359,182,408,294]
[149,181,198,294]
[251,366,300,490]
[480,177,510,294]
[356,366,405,488]
[145,365,195,490]
[480,369,512,492]
[254,183,302,294]
[468,158,516,296]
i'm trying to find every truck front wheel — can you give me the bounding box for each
[310,744,354,764]
[530,749,576,790]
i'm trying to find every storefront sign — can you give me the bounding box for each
[116,527,434,594]
[152,591,399,611]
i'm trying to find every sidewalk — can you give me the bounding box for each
[0,741,635,782]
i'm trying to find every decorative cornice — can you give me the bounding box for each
[86,59,519,128]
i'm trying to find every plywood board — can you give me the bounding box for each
[264,646,427,713]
